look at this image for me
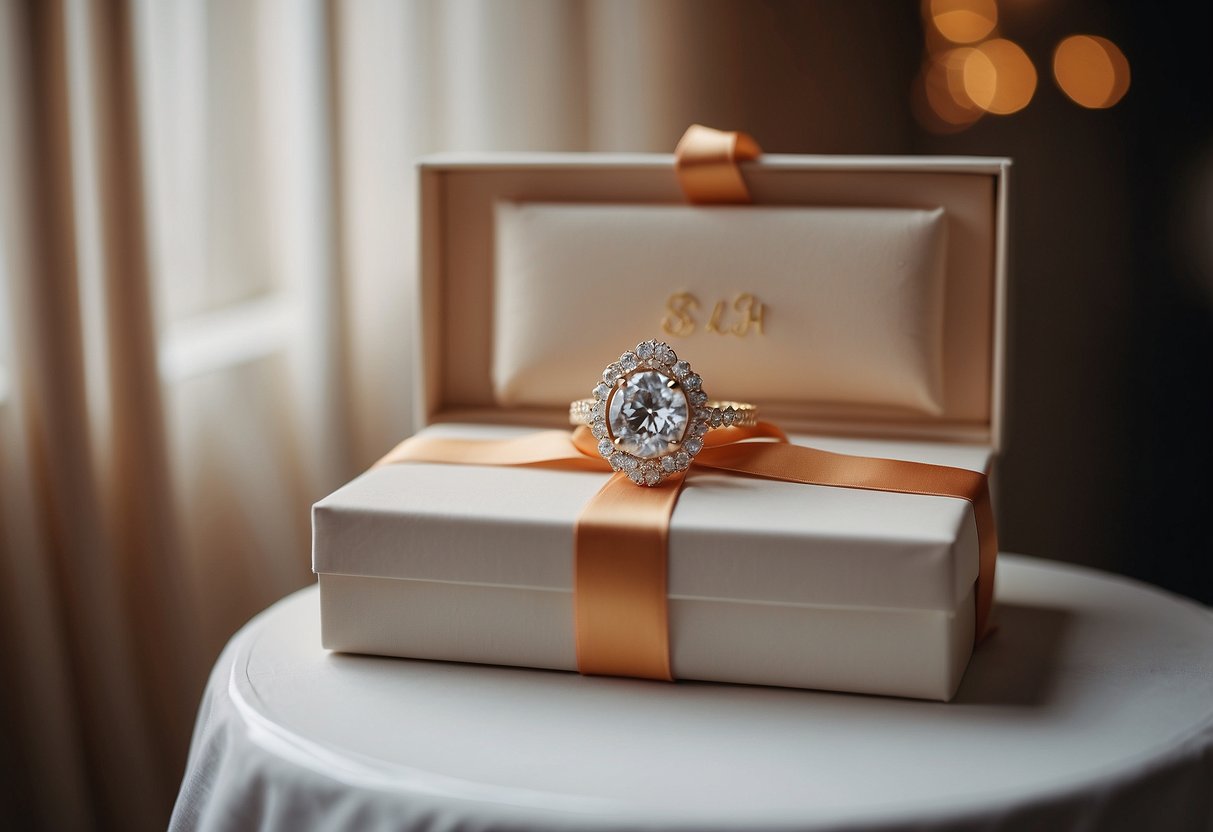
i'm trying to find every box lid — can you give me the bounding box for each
[418,152,1009,449]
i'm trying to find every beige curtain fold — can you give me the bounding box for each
[0,0,193,828]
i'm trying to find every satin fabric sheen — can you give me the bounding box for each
[375,424,997,682]
[491,203,950,413]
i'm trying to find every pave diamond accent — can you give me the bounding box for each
[607,369,689,459]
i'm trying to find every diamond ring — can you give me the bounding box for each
[568,339,758,486]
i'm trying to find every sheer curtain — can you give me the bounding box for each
[0,1,909,828]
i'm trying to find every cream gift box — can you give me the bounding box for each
[312,150,1009,701]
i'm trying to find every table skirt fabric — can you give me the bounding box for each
[170,555,1213,832]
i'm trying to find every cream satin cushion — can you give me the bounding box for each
[493,203,948,414]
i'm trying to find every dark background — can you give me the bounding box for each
[659,0,1212,603]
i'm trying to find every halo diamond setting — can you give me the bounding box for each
[591,340,712,486]
[570,339,755,486]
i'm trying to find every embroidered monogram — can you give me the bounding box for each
[662,292,766,338]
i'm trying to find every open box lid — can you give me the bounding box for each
[417,152,1009,449]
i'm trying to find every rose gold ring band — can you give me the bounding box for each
[569,398,758,429]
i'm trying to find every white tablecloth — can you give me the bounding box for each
[170,555,1213,831]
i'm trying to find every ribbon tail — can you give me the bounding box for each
[374,428,610,472]
[575,473,684,680]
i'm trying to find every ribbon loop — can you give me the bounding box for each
[674,124,763,204]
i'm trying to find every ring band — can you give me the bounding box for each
[572,338,758,486]
[570,399,758,429]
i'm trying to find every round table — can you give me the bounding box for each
[169,555,1213,832]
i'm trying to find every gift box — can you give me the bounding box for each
[313,137,1009,701]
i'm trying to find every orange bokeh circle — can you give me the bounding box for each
[929,0,998,44]
[962,39,1037,115]
[1053,35,1131,109]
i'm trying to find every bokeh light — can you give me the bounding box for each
[913,48,987,134]
[963,39,1037,115]
[929,0,998,44]
[1053,35,1131,109]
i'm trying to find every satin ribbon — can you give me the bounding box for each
[674,124,763,204]
[375,425,997,682]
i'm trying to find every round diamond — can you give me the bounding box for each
[591,421,609,439]
[683,437,704,456]
[684,373,702,390]
[619,352,640,371]
[607,370,689,459]
[636,341,654,360]
[671,360,691,379]
[593,382,611,400]
[627,469,646,484]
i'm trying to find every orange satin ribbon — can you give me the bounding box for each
[375,425,997,682]
[674,124,763,203]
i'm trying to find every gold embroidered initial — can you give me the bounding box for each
[662,292,766,337]
[661,292,699,337]
[732,292,765,336]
